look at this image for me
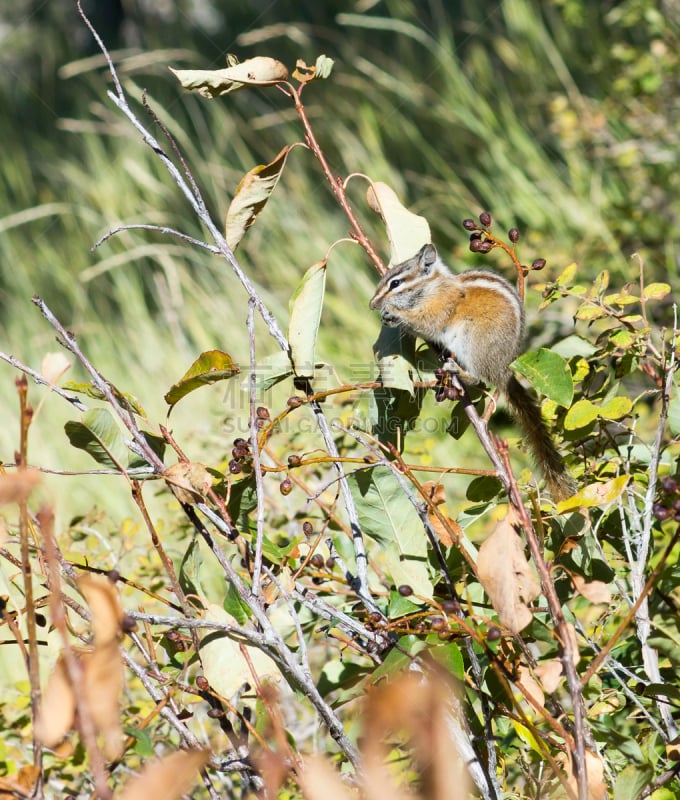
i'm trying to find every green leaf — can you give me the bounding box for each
[288,260,327,379]
[550,334,598,359]
[128,430,166,469]
[367,181,431,266]
[349,466,434,599]
[564,398,600,430]
[292,55,335,83]
[169,56,289,98]
[223,581,251,625]
[371,635,427,683]
[226,145,296,251]
[62,381,146,416]
[512,348,573,407]
[429,641,465,680]
[124,726,154,758]
[227,475,258,530]
[64,408,127,469]
[669,385,680,436]
[178,537,205,609]
[555,262,577,286]
[164,350,239,411]
[613,763,654,800]
[388,590,421,618]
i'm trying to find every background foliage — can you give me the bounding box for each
[1,1,679,798]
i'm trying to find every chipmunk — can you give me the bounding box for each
[369,243,573,500]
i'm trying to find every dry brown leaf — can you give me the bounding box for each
[570,574,612,604]
[0,470,41,505]
[164,462,212,504]
[421,481,446,506]
[34,656,77,748]
[562,622,581,666]
[428,510,461,547]
[300,755,358,800]
[84,640,124,760]
[562,749,608,799]
[477,509,540,633]
[535,658,564,693]
[516,665,545,710]
[78,574,124,646]
[117,749,210,800]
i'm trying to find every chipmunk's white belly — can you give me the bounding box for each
[439,321,479,378]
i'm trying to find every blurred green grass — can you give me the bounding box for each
[1,0,678,521]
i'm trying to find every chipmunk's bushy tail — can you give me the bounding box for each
[506,376,575,502]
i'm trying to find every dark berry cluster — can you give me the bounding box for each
[653,475,680,521]
[463,211,497,254]
[433,367,460,402]
[228,437,252,475]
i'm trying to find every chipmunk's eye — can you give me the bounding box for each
[388,278,402,291]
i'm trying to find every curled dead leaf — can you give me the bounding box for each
[164,462,212,505]
[78,574,124,646]
[535,658,564,694]
[477,509,540,634]
[40,351,71,385]
[35,656,77,748]
[516,665,545,711]
[570,574,612,604]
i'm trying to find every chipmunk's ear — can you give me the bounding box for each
[418,243,438,273]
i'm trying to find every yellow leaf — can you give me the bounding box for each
[557,475,629,512]
[643,282,671,301]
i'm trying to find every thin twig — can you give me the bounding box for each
[248,299,267,595]
[91,224,219,253]
[0,352,88,411]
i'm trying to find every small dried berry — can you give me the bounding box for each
[653,503,670,520]
[310,554,324,568]
[325,557,336,569]
[232,445,248,459]
[470,238,492,253]
[233,437,248,448]
[430,616,447,631]
[661,476,678,494]
[441,600,458,615]
[487,626,502,642]
[531,258,547,271]
[368,611,383,624]
[434,367,445,381]
[255,417,267,430]
[479,211,492,227]
[196,675,210,691]
[302,521,314,536]
[462,218,477,231]
[445,386,459,401]
[256,406,270,419]
[229,459,242,475]
[469,231,482,241]
[287,396,304,408]
[121,614,137,633]
[508,227,520,243]
[287,454,302,468]
[207,708,224,719]
[280,478,293,496]
[435,386,447,403]
[107,569,120,583]
[397,584,413,597]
